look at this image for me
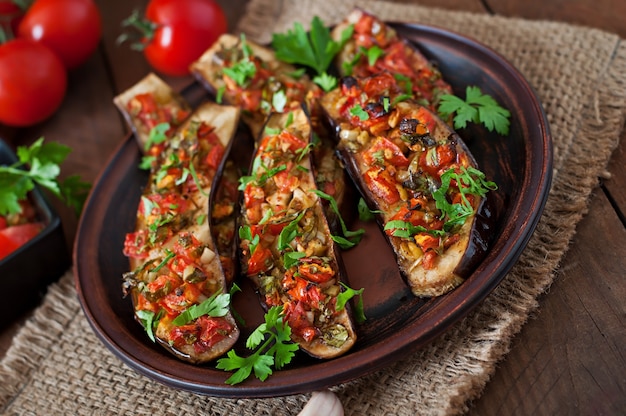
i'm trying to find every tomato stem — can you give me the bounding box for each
[117,9,156,51]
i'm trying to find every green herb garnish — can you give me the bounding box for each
[438,86,511,135]
[0,138,90,216]
[172,292,231,326]
[271,16,353,91]
[216,305,299,385]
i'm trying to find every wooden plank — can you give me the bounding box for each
[469,188,626,415]
[488,0,626,38]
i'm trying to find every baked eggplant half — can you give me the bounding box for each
[320,73,496,297]
[238,107,357,359]
[191,33,348,226]
[113,72,192,150]
[332,8,453,113]
[120,101,242,363]
[190,33,320,139]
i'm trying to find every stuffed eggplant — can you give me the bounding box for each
[190,33,320,139]
[113,72,192,150]
[238,107,357,359]
[332,8,453,113]
[118,100,242,363]
[191,33,348,226]
[321,73,496,297]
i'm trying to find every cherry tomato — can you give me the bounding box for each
[18,0,102,69]
[0,38,67,127]
[122,0,227,76]
[0,222,43,260]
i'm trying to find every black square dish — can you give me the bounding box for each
[0,139,71,327]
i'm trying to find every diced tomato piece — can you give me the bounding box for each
[277,130,307,153]
[363,167,401,205]
[0,217,7,230]
[273,167,299,192]
[204,144,225,171]
[414,233,440,252]
[423,250,438,270]
[246,244,273,276]
[147,274,181,299]
[415,107,438,134]
[283,301,318,342]
[363,72,396,98]
[298,258,335,283]
[364,137,410,168]
[135,293,158,314]
[195,316,233,351]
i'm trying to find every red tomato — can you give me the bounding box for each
[0,234,20,260]
[123,0,227,76]
[0,1,23,35]
[0,222,43,259]
[18,0,102,69]
[0,38,67,126]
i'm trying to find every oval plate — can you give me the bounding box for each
[74,23,552,398]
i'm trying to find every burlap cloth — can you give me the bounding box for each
[1,1,625,415]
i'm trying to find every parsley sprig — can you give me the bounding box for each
[271,16,353,91]
[438,86,511,135]
[0,138,90,216]
[312,189,364,249]
[216,305,299,385]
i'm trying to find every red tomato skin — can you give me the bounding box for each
[144,0,227,76]
[18,0,102,69]
[0,39,67,127]
[0,234,20,260]
[0,1,23,35]
[0,223,44,259]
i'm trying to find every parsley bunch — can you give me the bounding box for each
[271,16,353,91]
[0,138,90,217]
[438,86,511,135]
[216,305,299,385]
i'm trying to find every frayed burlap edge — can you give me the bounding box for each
[0,2,624,415]
[0,270,80,409]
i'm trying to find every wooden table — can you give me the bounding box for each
[1,1,624,414]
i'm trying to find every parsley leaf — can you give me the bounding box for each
[313,72,338,92]
[438,86,511,135]
[172,292,231,326]
[271,16,353,91]
[349,104,369,121]
[216,305,298,384]
[0,138,90,216]
[336,283,366,323]
[312,189,364,249]
[222,35,257,86]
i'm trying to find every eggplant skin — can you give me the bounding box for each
[238,108,357,359]
[320,77,496,298]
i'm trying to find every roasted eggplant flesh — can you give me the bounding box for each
[238,108,356,359]
[321,72,495,297]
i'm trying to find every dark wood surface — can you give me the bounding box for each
[1,0,624,414]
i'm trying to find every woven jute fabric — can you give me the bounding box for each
[1,1,625,415]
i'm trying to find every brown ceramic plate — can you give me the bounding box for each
[74,23,552,398]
